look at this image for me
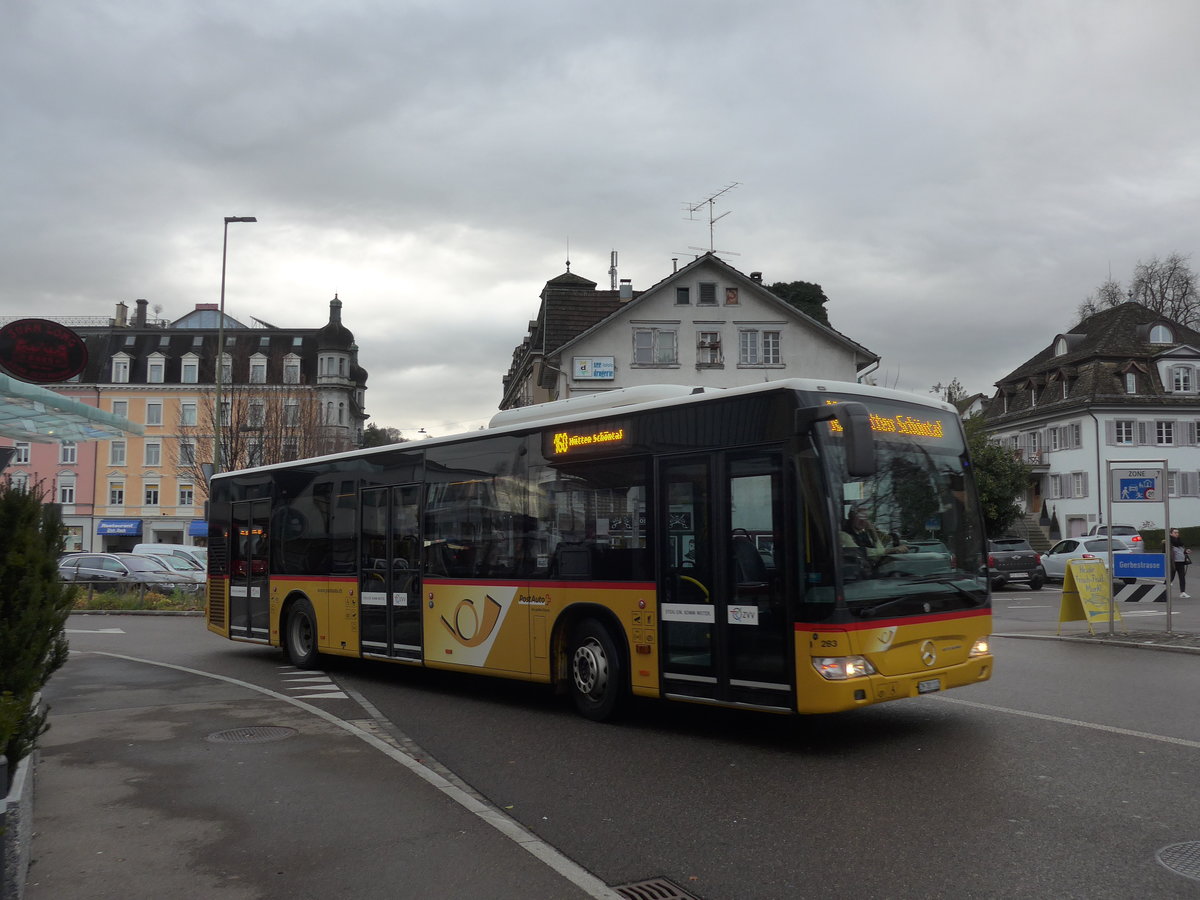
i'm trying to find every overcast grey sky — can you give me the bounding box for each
[4,1,1199,436]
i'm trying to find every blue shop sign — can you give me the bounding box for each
[188,519,208,537]
[96,519,143,535]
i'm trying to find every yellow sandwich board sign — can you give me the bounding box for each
[1058,558,1121,634]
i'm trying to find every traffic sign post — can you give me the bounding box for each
[1105,459,1171,635]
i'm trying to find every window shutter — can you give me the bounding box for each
[1105,421,1116,445]
[1080,472,1089,498]
[1138,421,1148,445]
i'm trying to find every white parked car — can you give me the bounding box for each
[132,552,205,592]
[1085,524,1145,553]
[1041,538,1137,584]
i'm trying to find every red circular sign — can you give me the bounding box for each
[0,319,89,383]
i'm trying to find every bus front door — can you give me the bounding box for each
[659,453,792,710]
[359,484,422,661]
[229,499,271,641]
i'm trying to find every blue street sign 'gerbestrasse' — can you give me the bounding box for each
[1113,553,1166,579]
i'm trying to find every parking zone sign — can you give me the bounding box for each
[1110,467,1163,502]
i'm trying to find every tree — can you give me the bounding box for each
[964,416,1030,537]
[1076,254,1199,327]
[766,280,830,325]
[0,479,75,778]
[362,423,406,447]
[930,378,967,404]
[172,384,358,502]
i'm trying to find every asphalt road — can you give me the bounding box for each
[45,607,1200,899]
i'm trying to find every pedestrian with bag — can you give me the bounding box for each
[1169,528,1191,598]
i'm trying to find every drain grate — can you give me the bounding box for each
[1158,841,1200,881]
[613,877,703,900]
[206,726,298,744]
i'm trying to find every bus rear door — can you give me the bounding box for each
[229,499,270,641]
[658,452,792,711]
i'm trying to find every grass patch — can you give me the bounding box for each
[72,586,205,612]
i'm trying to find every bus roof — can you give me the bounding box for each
[210,378,956,482]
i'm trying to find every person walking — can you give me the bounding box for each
[1169,528,1191,598]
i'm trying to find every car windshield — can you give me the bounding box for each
[810,394,988,619]
[126,556,171,573]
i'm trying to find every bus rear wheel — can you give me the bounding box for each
[569,618,625,721]
[285,599,320,669]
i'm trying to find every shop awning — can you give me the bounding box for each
[188,519,208,537]
[97,519,142,535]
[0,373,144,443]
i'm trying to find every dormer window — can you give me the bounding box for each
[1125,372,1138,394]
[1150,324,1174,344]
[1173,365,1194,392]
[1054,337,1068,356]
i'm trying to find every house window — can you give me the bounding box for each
[1156,421,1175,445]
[1125,372,1137,393]
[219,354,231,385]
[725,287,739,305]
[739,330,782,366]
[112,356,130,383]
[1072,472,1087,498]
[338,402,346,425]
[10,473,28,492]
[180,401,197,427]
[1115,420,1134,444]
[57,476,75,505]
[1054,337,1068,355]
[283,439,299,460]
[144,483,160,506]
[633,328,678,365]
[698,283,717,306]
[1029,386,1037,407]
[145,442,162,466]
[283,357,301,384]
[249,355,267,384]
[180,441,196,466]
[147,355,165,384]
[1061,380,1069,400]
[220,400,231,427]
[179,483,195,506]
[697,331,723,366]
[284,400,300,427]
[108,482,124,506]
[1174,366,1194,392]
[110,442,126,466]
[675,287,690,305]
[1150,324,1173,344]
[146,401,163,426]
[1049,428,1061,452]
[112,400,128,419]
[181,357,199,384]
[338,357,346,376]
[249,401,265,427]
[59,442,77,464]
[247,439,263,467]
[14,442,30,464]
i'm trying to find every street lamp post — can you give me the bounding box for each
[214,216,256,476]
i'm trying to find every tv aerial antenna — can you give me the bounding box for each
[681,182,741,257]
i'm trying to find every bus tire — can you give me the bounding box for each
[285,599,320,669]
[569,618,625,721]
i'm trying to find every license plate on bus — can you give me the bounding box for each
[918,679,941,694]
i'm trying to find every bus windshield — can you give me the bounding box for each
[816,394,988,619]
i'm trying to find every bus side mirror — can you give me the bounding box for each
[795,401,876,477]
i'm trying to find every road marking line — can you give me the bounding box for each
[65,628,126,634]
[90,651,621,900]
[931,694,1200,749]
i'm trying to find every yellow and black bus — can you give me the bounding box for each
[206,379,992,720]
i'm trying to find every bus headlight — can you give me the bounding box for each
[969,637,990,657]
[813,656,876,680]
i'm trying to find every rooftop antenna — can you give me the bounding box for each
[609,250,618,290]
[682,182,741,253]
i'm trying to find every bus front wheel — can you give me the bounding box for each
[569,618,625,721]
[285,599,320,669]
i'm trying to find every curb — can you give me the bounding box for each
[996,631,1200,655]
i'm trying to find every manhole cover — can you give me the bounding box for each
[1158,841,1200,881]
[614,877,703,900]
[206,726,298,744]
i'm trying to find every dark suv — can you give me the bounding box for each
[986,537,1046,590]
[58,553,185,591]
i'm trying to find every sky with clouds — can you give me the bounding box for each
[4,1,1200,437]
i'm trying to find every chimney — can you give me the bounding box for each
[619,279,633,301]
[135,298,148,327]
[115,301,128,327]
[750,272,762,284]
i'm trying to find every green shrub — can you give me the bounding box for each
[0,480,76,783]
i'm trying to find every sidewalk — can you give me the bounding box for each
[21,651,616,900]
